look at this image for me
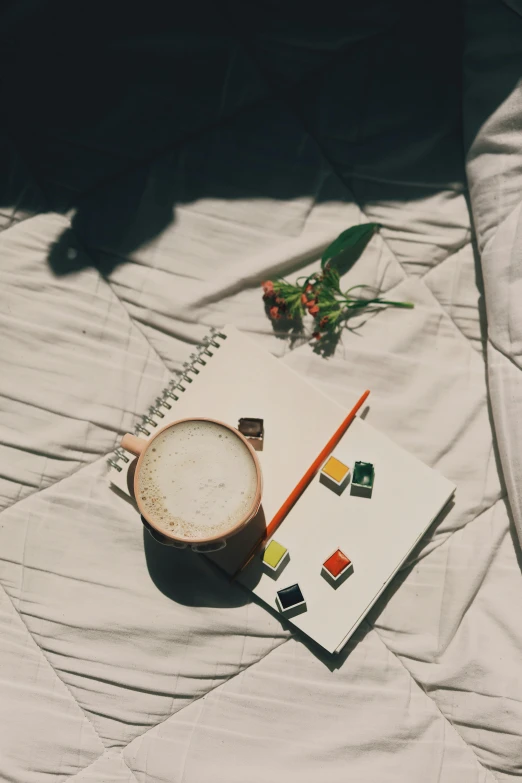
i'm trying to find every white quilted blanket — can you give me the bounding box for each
[1,2,522,780]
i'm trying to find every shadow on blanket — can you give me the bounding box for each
[123,456,265,608]
[142,505,269,609]
[1,0,500,293]
[143,527,255,608]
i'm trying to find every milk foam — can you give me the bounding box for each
[138,421,258,539]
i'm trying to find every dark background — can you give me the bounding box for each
[1,0,464,276]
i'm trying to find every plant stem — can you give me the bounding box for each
[375,300,414,308]
[337,297,413,309]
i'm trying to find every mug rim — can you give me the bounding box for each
[133,417,262,544]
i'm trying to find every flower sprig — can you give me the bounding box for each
[261,224,413,348]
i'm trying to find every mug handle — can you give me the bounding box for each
[121,433,145,457]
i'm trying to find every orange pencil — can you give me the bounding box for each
[232,389,370,580]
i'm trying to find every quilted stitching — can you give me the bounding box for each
[0,214,169,510]
[122,628,498,783]
[0,492,506,782]
[0,216,504,776]
[0,581,104,782]
[0,254,506,776]
[102,259,511,773]
[1,5,520,780]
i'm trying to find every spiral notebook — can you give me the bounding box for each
[108,326,454,654]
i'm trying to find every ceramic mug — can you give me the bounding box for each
[121,417,262,552]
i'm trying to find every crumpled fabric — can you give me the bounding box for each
[0,1,521,781]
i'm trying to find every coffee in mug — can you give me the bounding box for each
[121,418,262,547]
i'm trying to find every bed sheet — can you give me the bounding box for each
[1,2,522,781]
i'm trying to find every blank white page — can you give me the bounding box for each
[239,416,454,654]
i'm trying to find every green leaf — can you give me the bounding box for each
[321,224,379,270]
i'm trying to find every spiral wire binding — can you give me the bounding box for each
[107,327,227,472]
